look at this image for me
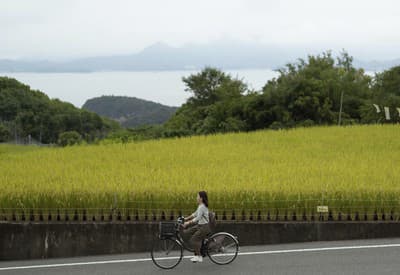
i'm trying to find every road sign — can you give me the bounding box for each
[317,206,329,213]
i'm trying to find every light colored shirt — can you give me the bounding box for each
[192,203,209,225]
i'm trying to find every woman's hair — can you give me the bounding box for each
[198,191,209,207]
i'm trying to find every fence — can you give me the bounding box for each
[1,206,399,223]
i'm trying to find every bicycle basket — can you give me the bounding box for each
[159,222,176,238]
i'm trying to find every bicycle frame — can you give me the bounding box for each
[172,217,195,252]
[172,217,238,253]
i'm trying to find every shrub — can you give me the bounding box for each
[57,131,82,147]
[0,124,11,142]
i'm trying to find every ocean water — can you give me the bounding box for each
[2,69,279,108]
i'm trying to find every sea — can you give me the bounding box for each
[1,69,279,108]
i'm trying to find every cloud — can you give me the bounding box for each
[1,0,400,60]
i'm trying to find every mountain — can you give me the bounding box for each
[353,58,400,72]
[1,42,399,72]
[0,41,293,72]
[82,95,178,128]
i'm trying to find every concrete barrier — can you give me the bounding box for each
[1,221,400,260]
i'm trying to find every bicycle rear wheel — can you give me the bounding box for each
[207,232,239,265]
[151,237,183,269]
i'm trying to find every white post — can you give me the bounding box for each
[384,107,391,120]
[373,104,381,113]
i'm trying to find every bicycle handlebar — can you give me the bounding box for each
[177,216,185,224]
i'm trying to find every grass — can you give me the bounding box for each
[0,125,399,220]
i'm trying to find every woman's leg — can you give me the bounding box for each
[183,225,199,254]
[190,225,210,255]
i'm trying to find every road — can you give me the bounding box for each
[1,238,400,274]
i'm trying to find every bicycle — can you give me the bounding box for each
[151,216,239,269]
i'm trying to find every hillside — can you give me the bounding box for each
[0,77,118,144]
[0,125,399,220]
[82,95,178,127]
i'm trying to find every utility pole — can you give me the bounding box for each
[338,51,351,126]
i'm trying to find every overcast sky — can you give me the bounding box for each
[1,0,400,60]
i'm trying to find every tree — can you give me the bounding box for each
[57,131,82,147]
[0,123,11,142]
[183,67,246,106]
[257,51,371,128]
[362,66,400,123]
[166,67,249,134]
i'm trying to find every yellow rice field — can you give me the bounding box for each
[1,125,399,219]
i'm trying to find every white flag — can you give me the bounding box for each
[397,108,400,117]
[373,104,381,113]
[384,107,390,120]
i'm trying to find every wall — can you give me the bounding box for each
[1,221,400,260]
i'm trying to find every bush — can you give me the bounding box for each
[297,119,315,128]
[269,121,285,130]
[57,131,82,147]
[0,124,11,142]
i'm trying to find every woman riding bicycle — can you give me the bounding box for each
[151,190,239,269]
[182,190,211,263]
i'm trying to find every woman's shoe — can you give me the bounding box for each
[190,256,203,263]
[190,256,199,262]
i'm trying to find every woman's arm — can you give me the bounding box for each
[191,205,205,224]
[183,219,194,228]
[183,209,198,227]
[185,214,194,221]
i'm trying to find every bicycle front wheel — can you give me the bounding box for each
[151,237,183,269]
[207,232,239,265]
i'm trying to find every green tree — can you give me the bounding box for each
[57,131,82,147]
[183,67,246,106]
[166,67,248,134]
[0,123,11,142]
[362,66,400,123]
[256,51,371,128]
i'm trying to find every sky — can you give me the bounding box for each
[1,0,400,60]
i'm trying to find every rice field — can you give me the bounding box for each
[1,125,399,221]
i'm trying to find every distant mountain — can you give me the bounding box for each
[353,58,400,72]
[0,42,293,72]
[82,95,178,128]
[1,42,399,72]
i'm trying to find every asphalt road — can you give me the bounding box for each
[1,238,400,275]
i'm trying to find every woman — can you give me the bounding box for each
[183,191,211,263]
